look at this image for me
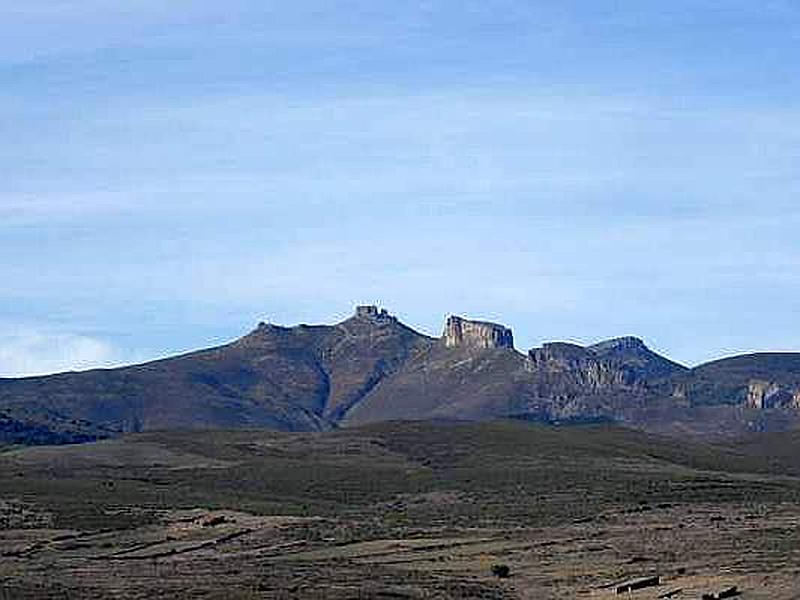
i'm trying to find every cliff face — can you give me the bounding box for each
[745,380,800,409]
[443,316,514,350]
[526,342,631,389]
[526,337,686,389]
[588,336,687,382]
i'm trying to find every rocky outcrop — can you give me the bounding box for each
[588,336,649,355]
[526,342,633,389]
[528,342,588,367]
[745,380,800,409]
[747,380,779,409]
[588,336,686,381]
[526,337,685,390]
[443,316,514,350]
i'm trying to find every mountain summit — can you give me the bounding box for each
[2,305,800,445]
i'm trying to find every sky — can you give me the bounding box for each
[2,1,800,376]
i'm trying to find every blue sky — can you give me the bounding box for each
[2,1,799,375]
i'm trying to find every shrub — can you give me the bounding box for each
[491,564,510,578]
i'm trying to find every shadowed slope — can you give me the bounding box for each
[674,353,800,407]
[0,309,432,442]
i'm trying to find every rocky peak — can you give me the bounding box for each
[526,342,632,388]
[527,335,684,389]
[589,336,648,356]
[443,316,514,350]
[588,336,685,381]
[528,342,592,369]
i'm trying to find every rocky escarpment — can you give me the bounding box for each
[744,380,800,409]
[527,337,686,390]
[527,342,633,389]
[668,353,800,412]
[518,339,690,426]
[588,336,687,381]
[443,316,514,350]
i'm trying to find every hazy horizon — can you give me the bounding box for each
[2,2,799,376]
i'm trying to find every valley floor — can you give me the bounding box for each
[1,421,800,599]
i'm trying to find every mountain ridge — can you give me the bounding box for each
[2,305,800,444]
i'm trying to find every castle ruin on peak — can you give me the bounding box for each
[354,305,395,321]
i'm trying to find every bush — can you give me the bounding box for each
[491,564,510,578]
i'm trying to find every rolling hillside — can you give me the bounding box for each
[3,420,800,598]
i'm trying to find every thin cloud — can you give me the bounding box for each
[0,327,128,378]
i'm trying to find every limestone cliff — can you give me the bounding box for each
[443,316,514,350]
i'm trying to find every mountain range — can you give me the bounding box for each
[3,305,800,445]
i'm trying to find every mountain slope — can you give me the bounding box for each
[315,308,435,420]
[0,307,432,442]
[587,336,687,382]
[674,353,800,408]
[3,306,800,443]
[342,344,533,425]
